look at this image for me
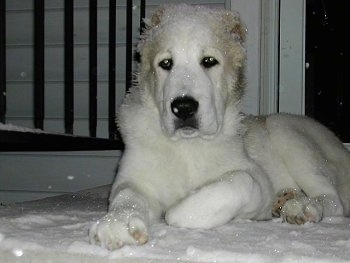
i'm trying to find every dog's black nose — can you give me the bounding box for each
[171,96,199,120]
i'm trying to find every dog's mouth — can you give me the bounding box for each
[175,127,199,138]
[174,117,199,138]
[174,117,198,130]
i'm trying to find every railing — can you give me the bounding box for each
[0,0,146,151]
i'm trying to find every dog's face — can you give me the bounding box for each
[138,5,246,140]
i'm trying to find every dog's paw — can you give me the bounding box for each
[280,197,323,225]
[272,189,300,217]
[89,211,149,250]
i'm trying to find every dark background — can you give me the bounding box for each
[305,0,349,142]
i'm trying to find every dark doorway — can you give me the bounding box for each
[305,0,349,142]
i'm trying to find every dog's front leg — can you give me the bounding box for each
[89,187,156,250]
[165,171,264,229]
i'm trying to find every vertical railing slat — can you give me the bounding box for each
[0,0,6,123]
[89,0,97,137]
[64,0,74,134]
[108,0,116,139]
[140,0,146,34]
[125,0,133,93]
[34,0,45,130]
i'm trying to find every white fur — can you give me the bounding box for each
[89,4,350,250]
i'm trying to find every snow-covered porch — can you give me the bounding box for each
[1,185,350,263]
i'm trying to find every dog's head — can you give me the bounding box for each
[137,4,246,140]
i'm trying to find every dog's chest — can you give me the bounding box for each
[173,141,239,189]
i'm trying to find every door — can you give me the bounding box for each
[278,0,349,149]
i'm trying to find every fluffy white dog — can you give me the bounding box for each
[89,4,350,250]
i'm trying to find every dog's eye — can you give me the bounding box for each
[159,59,173,70]
[201,57,219,68]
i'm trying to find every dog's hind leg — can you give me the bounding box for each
[267,116,345,223]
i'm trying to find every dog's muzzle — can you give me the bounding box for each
[170,96,199,136]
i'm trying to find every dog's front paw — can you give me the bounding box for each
[281,197,323,225]
[89,211,149,250]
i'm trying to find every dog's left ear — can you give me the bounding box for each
[221,11,247,45]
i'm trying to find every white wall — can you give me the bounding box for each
[231,0,261,115]
[278,0,305,115]
[0,151,121,203]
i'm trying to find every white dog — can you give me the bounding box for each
[89,4,350,250]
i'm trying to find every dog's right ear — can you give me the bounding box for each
[150,7,165,27]
[137,7,165,63]
[142,6,165,30]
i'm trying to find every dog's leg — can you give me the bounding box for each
[89,187,156,250]
[273,188,344,225]
[165,171,265,229]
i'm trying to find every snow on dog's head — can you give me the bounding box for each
[137,4,246,140]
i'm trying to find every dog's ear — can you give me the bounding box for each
[142,6,165,29]
[138,6,166,62]
[150,7,165,27]
[221,11,247,45]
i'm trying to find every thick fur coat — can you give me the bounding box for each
[89,4,350,250]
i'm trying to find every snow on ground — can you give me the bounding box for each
[1,185,350,263]
[0,123,45,133]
